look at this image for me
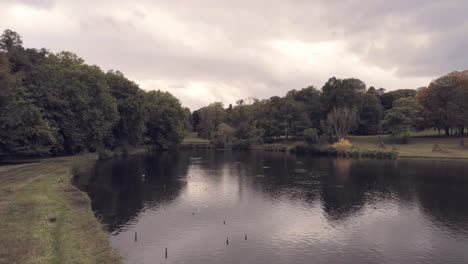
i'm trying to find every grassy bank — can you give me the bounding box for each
[349,134,468,159]
[0,156,121,264]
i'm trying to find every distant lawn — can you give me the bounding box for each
[182,132,210,144]
[348,134,468,159]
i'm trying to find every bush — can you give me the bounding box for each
[303,128,319,144]
[291,143,323,155]
[343,149,398,159]
[262,144,288,152]
[331,138,352,154]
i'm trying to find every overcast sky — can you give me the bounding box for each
[1,0,467,109]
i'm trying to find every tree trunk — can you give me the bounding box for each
[445,126,450,136]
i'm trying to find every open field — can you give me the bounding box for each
[0,156,121,264]
[182,132,210,144]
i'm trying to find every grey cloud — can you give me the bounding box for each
[5,0,56,9]
[1,0,467,108]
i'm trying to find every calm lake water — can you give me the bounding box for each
[75,150,468,264]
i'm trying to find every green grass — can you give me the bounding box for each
[182,132,210,144]
[348,134,468,159]
[0,156,122,264]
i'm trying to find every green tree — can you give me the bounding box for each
[0,53,55,157]
[383,97,423,136]
[144,90,185,149]
[380,89,417,110]
[211,123,235,148]
[417,72,465,135]
[0,29,23,52]
[321,77,366,112]
[21,52,118,153]
[194,102,226,139]
[356,93,384,134]
[303,128,319,144]
[106,70,145,147]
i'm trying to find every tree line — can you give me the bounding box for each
[2,28,468,157]
[192,74,468,148]
[0,29,190,159]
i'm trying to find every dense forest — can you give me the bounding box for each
[1,29,468,158]
[0,29,190,159]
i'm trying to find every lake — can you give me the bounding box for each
[74,150,468,264]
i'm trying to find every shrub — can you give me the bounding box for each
[263,144,288,152]
[291,143,324,155]
[331,138,352,154]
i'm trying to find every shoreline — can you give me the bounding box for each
[180,142,468,161]
[0,155,122,264]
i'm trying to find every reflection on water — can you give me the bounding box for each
[74,150,468,264]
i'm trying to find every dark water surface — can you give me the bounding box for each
[75,150,468,264]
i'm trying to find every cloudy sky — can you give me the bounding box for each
[1,0,467,109]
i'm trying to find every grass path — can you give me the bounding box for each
[0,156,121,264]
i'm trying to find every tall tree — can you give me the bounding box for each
[417,72,466,135]
[321,77,366,113]
[0,29,23,52]
[194,102,226,139]
[322,107,359,140]
[0,52,55,157]
[106,70,145,147]
[383,97,423,136]
[356,93,384,134]
[144,90,186,149]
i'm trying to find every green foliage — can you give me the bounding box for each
[383,97,423,137]
[0,29,23,52]
[417,71,468,135]
[321,77,366,112]
[106,70,145,147]
[380,89,417,110]
[144,90,186,149]
[0,29,187,158]
[193,102,226,139]
[303,128,319,144]
[232,124,264,149]
[211,123,235,148]
[357,93,383,134]
[0,51,55,157]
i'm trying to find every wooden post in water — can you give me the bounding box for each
[245,234,247,240]
[165,248,168,259]
[226,237,229,245]
[135,232,137,242]
[223,220,225,225]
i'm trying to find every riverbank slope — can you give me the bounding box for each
[0,156,121,264]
